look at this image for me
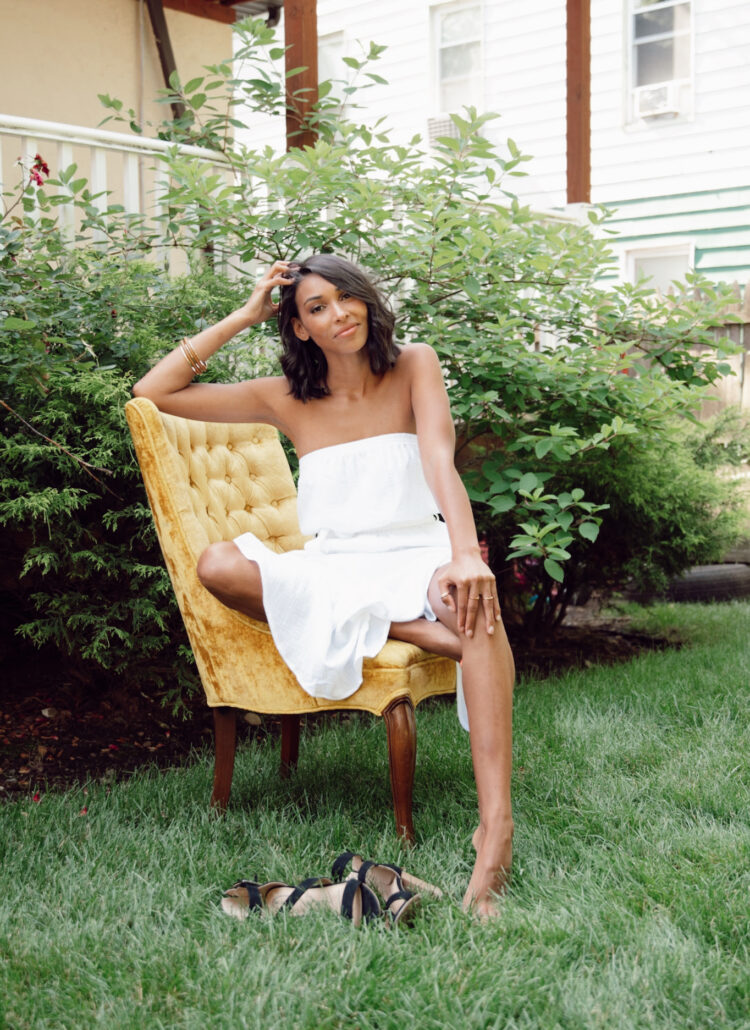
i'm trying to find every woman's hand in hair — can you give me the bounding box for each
[239,261,295,326]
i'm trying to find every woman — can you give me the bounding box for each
[133,254,514,917]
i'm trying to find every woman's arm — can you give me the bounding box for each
[132,260,292,425]
[407,344,501,638]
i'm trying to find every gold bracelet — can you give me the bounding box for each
[179,337,207,376]
[182,337,207,374]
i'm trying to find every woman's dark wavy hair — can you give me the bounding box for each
[278,253,398,401]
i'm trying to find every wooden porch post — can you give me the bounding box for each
[144,0,187,121]
[284,0,319,149]
[566,0,591,204]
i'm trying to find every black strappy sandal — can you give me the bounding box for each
[222,875,380,927]
[331,851,439,926]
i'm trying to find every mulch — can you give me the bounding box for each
[0,604,676,802]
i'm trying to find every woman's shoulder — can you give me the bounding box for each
[396,342,441,371]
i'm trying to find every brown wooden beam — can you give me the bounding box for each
[145,0,187,120]
[284,0,318,150]
[163,0,235,23]
[566,0,591,204]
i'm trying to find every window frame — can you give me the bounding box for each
[627,0,693,123]
[430,0,484,118]
[624,240,695,291]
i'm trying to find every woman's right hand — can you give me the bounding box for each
[240,260,295,326]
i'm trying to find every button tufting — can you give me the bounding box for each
[227,442,233,450]
[252,437,260,445]
[225,475,231,483]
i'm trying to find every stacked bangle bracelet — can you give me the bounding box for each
[179,337,207,377]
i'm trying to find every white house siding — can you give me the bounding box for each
[597,186,750,284]
[237,1,569,210]
[481,1,567,209]
[236,1,750,284]
[591,0,750,199]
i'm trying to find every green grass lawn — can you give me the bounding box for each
[1,601,748,1029]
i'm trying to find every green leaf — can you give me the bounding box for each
[464,275,481,299]
[544,558,564,582]
[534,437,555,458]
[579,521,600,542]
[489,495,516,513]
[1,316,37,331]
[517,472,538,494]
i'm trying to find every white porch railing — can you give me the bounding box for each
[0,113,232,261]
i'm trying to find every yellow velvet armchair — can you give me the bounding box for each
[125,396,456,841]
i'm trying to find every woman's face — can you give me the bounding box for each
[291,274,369,354]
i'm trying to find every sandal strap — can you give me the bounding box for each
[385,888,414,909]
[232,880,264,912]
[339,878,361,921]
[285,877,364,921]
[283,876,330,909]
[331,851,357,882]
[360,882,381,922]
[357,859,403,883]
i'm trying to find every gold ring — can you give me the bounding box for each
[481,593,494,600]
[469,595,480,600]
[440,592,451,600]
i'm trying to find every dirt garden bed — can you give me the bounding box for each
[0,601,677,801]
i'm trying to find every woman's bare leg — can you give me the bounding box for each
[389,616,462,660]
[196,541,266,621]
[198,544,514,914]
[426,573,515,919]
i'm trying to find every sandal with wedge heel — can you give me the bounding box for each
[221,875,380,927]
[331,851,442,926]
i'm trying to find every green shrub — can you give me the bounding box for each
[0,237,263,704]
[0,16,744,698]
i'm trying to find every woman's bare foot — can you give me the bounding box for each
[462,822,513,919]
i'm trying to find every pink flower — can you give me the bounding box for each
[29,153,50,187]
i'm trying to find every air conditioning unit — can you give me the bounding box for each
[634,82,680,119]
[427,115,461,146]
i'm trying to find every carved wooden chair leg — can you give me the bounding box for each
[210,706,237,812]
[280,714,301,778]
[383,696,417,844]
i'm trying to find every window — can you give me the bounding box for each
[627,244,693,292]
[630,1,692,120]
[432,3,482,115]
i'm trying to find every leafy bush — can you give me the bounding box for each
[1,15,745,703]
[0,234,258,703]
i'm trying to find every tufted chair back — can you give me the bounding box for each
[158,408,306,556]
[125,396,456,840]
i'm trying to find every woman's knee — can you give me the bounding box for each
[196,541,243,593]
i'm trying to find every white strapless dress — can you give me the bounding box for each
[233,433,452,701]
